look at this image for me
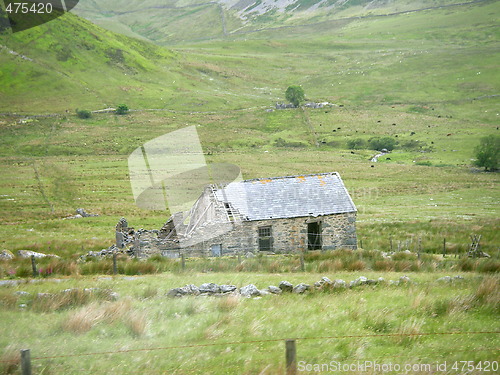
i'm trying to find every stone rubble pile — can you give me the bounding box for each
[166,275,435,299]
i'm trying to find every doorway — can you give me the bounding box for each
[307,222,322,250]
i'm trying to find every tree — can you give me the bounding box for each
[116,104,129,115]
[474,135,499,171]
[285,85,305,107]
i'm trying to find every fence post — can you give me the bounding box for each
[113,252,118,275]
[30,255,38,277]
[181,253,185,270]
[443,238,446,258]
[417,237,421,260]
[285,340,297,375]
[20,349,31,375]
[300,252,305,272]
[237,252,241,264]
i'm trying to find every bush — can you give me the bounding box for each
[115,104,129,115]
[368,137,397,151]
[76,109,92,119]
[347,138,366,150]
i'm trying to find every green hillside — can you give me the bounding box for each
[1,1,499,113]
[74,0,494,44]
[0,12,272,113]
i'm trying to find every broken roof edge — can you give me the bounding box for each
[240,171,341,184]
[240,210,357,222]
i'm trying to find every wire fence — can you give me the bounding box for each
[4,330,499,374]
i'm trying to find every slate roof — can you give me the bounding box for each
[215,172,356,221]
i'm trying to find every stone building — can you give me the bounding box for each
[159,172,357,255]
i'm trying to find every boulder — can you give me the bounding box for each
[185,284,201,295]
[399,275,411,284]
[76,208,99,217]
[220,285,237,294]
[314,276,333,288]
[350,276,368,288]
[437,276,452,283]
[17,250,59,259]
[293,283,310,294]
[0,250,14,260]
[167,288,184,298]
[279,281,293,292]
[333,279,347,288]
[14,291,30,297]
[199,283,220,294]
[267,286,282,294]
[240,284,261,297]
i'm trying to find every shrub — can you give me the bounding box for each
[347,138,367,149]
[115,104,129,115]
[368,136,397,151]
[76,109,92,119]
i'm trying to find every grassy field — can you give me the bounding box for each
[0,105,498,257]
[0,272,498,374]
[0,1,499,373]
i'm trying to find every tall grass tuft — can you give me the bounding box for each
[31,288,116,312]
[477,260,500,273]
[126,310,148,337]
[395,318,424,346]
[0,345,20,375]
[474,277,499,311]
[0,291,18,310]
[62,299,138,335]
[217,295,240,312]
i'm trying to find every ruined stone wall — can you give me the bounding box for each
[181,212,357,255]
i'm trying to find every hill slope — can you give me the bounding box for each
[0,1,498,113]
[0,12,271,113]
[73,0,494,44]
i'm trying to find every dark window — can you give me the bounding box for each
[307,221,322,250]
[258,226,273,251]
